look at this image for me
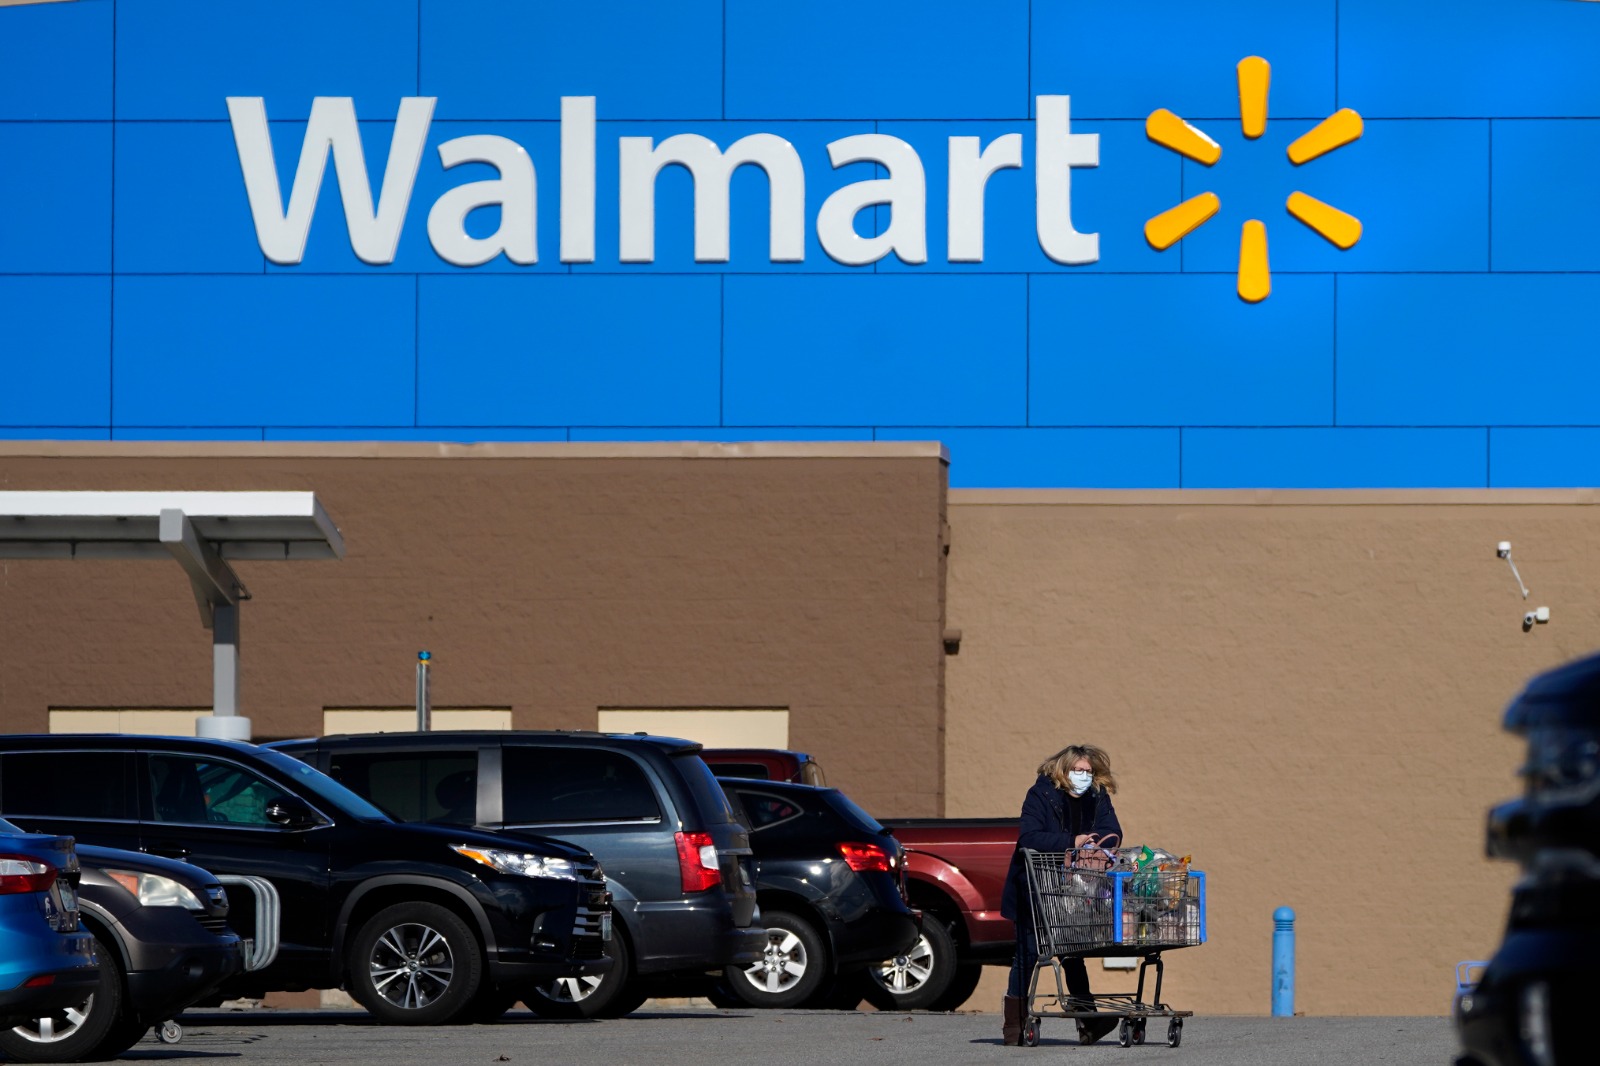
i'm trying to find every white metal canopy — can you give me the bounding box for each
[0,491,344,560]
[0,491,346,740]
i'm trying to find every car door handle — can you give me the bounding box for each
[148,842,189,859]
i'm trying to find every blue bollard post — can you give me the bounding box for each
[1272,907,1296,1017]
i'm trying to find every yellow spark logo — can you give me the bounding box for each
[1143,57,1363,303]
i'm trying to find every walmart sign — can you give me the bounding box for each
[231,95,1102,267]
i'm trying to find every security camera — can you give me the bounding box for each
[1524,612,1537,630]
[1497,541,1512,558]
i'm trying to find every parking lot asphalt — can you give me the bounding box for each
[85,1008,1456,1066]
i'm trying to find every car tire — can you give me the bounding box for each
[724,910,828,1009]
[0,931,127,1063]
[862,918,958,1012]
[526,929,633,1019]
[928,963,985,1012]
[348,902,482,1025]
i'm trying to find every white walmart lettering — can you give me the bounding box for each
[226,95,1099,267]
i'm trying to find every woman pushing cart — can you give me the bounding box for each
[999,745,1206,1048]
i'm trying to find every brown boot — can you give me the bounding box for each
[1002,996,1025,1046]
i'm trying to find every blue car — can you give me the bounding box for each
[0,817,99,1029]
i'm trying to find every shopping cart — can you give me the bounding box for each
[1018,847,1207,1048]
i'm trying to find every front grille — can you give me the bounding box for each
[571,906,607,958]
[195,914,231,935]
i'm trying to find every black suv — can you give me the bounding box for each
[272,731,763,1018]
[0,736,611,1026]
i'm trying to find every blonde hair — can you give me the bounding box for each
[1037,745,1117,795]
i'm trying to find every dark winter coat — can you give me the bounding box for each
[999,774,1123,920]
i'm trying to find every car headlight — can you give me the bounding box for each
[106,870,205,911]
[450,845,579,881]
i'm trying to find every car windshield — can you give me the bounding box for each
[254,748,392,822]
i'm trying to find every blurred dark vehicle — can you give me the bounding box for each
[0,818,98,1032]
[713,779,918,1009]
[0,844,240,1062]
[1456,651,1600,1066]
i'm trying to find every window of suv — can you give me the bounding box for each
[0,752,135,820]
[736,789,807,834]
[502,747,661,825]
[148,754,292,827]
[326,752,478,825]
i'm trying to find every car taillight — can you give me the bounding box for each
[838,842,892,873]
[0,857,56,895]
[674,831,722,893]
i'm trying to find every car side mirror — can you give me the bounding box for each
[265,798,318,829]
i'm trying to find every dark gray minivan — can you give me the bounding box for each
[272,731,762,1017]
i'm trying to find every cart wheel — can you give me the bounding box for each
[158,1021,183,1045]
[1167,1018,1183,1048]
[1131,1018,1146,1045]
[1022,1016,1041,1047]
[1118,1018,1132,1048]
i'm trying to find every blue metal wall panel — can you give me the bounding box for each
[0,277,110,426]
[422,0,722,120]
[726,0,1028,120]
[112,276,415,426]
[1176,120,1490,274]
[0,124,111,273]
[114,124,264,274]
[1491,120,1600,272]
[416,275,721,426]
[115,0,419,121]
[1339,0,1600,117]
[1031,1,1336,120]
[0,0,111,120]
[1337,275,1600,427]
[875,428,1179,488]
[1183,428,1488,488]
[1029,275,1334,426]
[113,428,265,441]
[1491,430,1600,488]
[0,1,1593,485]
[570,428,875,442]
[722,275,1026,426]
[265,427,568,442]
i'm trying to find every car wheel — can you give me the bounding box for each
[0,931,127,1063]
[928,963,984,1012]
[724,910,828,1009]
[348,902,482,1025]
[862,918,958,1011]
[526,929,633,1019]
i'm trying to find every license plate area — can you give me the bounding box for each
[47,877,80,932]
[601,911,612,941]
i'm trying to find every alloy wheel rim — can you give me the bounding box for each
[872,933,934,994]
[539,974,603,1004]
[12,996,93,1043]
[369,922,455,1009]
[741,926,808,995]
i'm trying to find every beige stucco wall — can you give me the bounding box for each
[946,491,1599,1016]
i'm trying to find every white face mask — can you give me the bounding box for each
[1066,770,1094,795]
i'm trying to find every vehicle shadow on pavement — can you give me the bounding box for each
[174,1009,757,1028]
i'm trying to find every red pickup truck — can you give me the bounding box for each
[702,748,1018,1011]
